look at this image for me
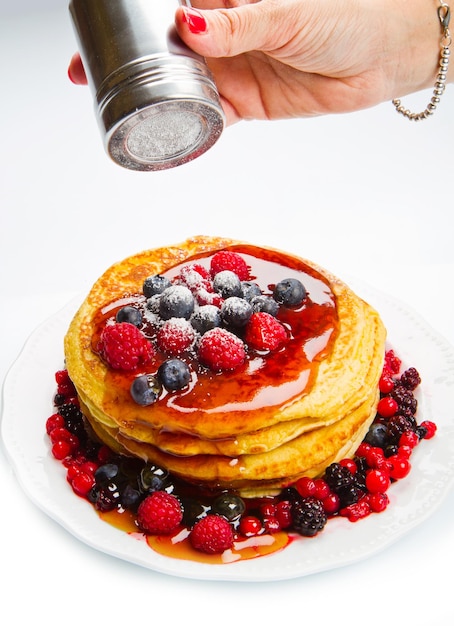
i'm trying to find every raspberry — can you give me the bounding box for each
[384,350,401,375]
[98,322,154,371]
[198,327,246,371]
[244,312,288,351]
[210,250,250,281]
[156,318,195,355]
[190,514,234,554]
[137,491,183,535]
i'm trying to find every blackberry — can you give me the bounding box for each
[390,384,417,415]
[387,414,417,444]
[325,463,359,507]
[291,497,327,537]
[58,403,86,440]
[400,367,421,391]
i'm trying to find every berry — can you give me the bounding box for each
[339,458,358,475]
[213,270,242,298]
[46,413,65,434]
[273,278,306,307]
[190,305,221,334]
[198,328,246,371]
[399,430,420,448]
[158,358,191,391]
[51,440,72,460]
[390,384,418,416]
[130,374,162,405]
[156,318,195,354]
[210,250,250,281]
[240,281,262,301]
[400,367,421,391]
[379,373,395,394]
[212,493,246,521]
[115,305,142,327]
[365,469,391,493]
[325,463,359,507]
[384,350,401,375]
[220,297,253,328]
[368,492,389,513]
[139,464,171,493]
[275,500,293,528]
[419,420,437,439]
[387,414,417,444]
[388,456,411,480]
[322,493,341,515]
[238,515,263,537]
[190,514,234,554]
[364,422,389,448]
[244,312,288,351]
[377,396,398,418]
[291,497,327,537]
[137,491,183,534]
[250,295,279,316]
[94,463,120,486]
[143,274,171,298]
[98,322,154,371]
[295,477,317,498]
[159,285,195,320]
[340,498,371,522]
[71,471,95,498]
[313,478,331,500]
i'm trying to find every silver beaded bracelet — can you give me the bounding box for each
[392,1,451,121]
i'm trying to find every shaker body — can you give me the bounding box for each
[69,0,225,171]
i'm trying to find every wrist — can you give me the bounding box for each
[390,0,452,98]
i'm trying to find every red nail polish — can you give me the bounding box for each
[182,8,207,34]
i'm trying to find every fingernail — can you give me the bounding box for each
[182,7,207,34]
[68,65,76,84]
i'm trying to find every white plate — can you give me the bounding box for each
[2,283,454,582]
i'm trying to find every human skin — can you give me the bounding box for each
[68,0,453,125]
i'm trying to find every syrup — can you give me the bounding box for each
[99,506,291,564]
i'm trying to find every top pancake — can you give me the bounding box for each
[65,236,385,444]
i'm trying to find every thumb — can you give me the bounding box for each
[175,2,284,58]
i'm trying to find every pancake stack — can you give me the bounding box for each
[64,236,386,497]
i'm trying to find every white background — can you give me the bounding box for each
[1,2,453,625]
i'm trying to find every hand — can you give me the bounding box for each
[69,0,449,125]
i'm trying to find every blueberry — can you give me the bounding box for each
[158,358,191,391]
[240,281,262,301]
[139,465,171,493]
[159,285,195,320]
[213,270,242,298]
[94,463,120,486]
[250,295,279,316]
[212,493,246,521]
[130,374,162,406]
[181,498,211,526]
[273,278,307,307]
[220,296,252,328]
[364,422,389,448]
[190,305,221,334]
[143,274,171,298]
[115,305,142,327]
[120,484,142,511]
